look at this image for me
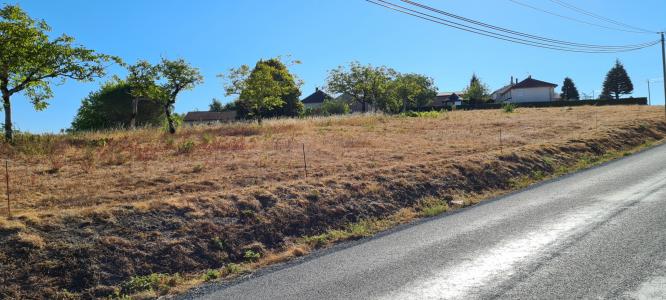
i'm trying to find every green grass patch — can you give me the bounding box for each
[416,196,449,217]
[120,273,181,295]
[401,110,443,118]
[201,269,221,282]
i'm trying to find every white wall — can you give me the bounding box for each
[509,87,555,103]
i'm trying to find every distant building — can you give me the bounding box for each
[183,111,237,126]
[491,76,559,103]
[306,91,379,114]
[432,92,464,108]
[301,88,333,109]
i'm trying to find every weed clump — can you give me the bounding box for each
[120,273,181,295]
[243,250,261,262]
[502,102,516,113]
[224,263,243,275]
[177,140,196,154]
[201,269,221,282]
[417,196,449,217]
[401,111,442,118]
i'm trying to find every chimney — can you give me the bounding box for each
[316,87,319,92]
[511,76,514,85]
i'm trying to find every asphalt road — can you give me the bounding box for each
[188,143,666,300]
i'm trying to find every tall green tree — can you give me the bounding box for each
[464,74,490,104]
[326,62,396,113]
[223,57,303,123]
[600,60,634,100]
[392,73,438,112]
[560,77,580,100]
[209,98,224,112]
[470,73,480,87]
[71,78,164,131]
[126,60,160,129]
[0,4,120,141]
[158,58,204,134]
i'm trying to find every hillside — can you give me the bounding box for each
[1,106,665,299]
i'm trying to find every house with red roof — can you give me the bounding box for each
[491,76,559,103]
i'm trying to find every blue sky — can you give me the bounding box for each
[9,0,666,133]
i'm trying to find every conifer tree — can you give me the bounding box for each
[560,77,580,100]
[600,60,633,100]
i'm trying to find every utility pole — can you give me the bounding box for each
[648,80,652,106]
[661,32,666,118]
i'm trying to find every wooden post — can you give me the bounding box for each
[5,160,10,219]
[499,128,503,155]
[595,112,599,131]
[302,144,308,180]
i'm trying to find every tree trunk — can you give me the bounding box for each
[2,92,11,142]
[362,101,367,113]
[130,98,139,129]
[164,105,176,134]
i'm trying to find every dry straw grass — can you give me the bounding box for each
[0,106,661,216]
[0,105,665,299]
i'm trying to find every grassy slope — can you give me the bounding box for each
[0,106,665,299]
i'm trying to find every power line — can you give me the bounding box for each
[507,0,651,34]
[366,0,660,53]
[398,0,657,49]
[549,0,656,34]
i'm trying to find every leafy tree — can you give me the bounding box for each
[0,4,120,141]
[464,74,490,104]
[601,60,634,100]
[157,58,203,134]
[209,98,224,112]
[560,77,580,100]
[321,99,351,116]
[392,73,437,112]
[71,78,164,131]
[223,57,303,123]
[126,60,160,129]
[327,62,396,113]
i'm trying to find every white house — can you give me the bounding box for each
[491,76,559,103]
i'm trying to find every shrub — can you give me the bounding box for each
[243,250,261,262]
[321,100,350,116]
[201,269,221,282]
[121,273,181,295]
[201,133,214,145]
[224,263,242,275]
[303,234,329,248]
[177,140,196,154]
[502,102,516,113]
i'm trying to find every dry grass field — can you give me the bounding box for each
[1,106,665,299]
